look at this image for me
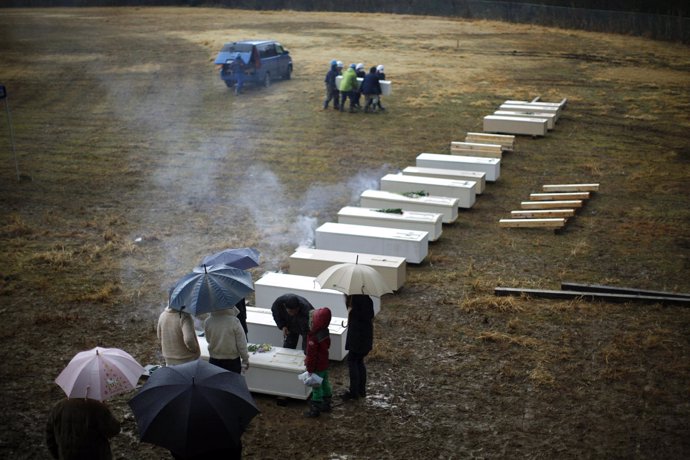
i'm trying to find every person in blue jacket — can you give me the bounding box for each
[361,66,382,113]
[323,59,340,110]
[230,55,245,95]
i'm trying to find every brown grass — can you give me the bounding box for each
[0,7,689,460]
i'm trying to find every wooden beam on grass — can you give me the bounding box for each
[521,200,583,209]
[499,218,566,228]
[560,282,690,300]
[529,192,590,201]
[542,183,599,192]
[510,209,575,218]
[494,287,690,306]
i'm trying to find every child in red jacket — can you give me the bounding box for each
[304,307,332,418]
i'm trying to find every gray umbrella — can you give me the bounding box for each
[169,265,254,315]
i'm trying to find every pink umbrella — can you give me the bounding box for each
[55,347,144,401]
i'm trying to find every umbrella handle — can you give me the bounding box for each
[341,320,348,328]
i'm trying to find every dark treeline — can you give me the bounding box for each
[4,0,689,42]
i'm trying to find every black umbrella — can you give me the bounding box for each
[128,360,259,457]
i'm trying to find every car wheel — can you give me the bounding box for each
[284,66,292,80]
[224,81,234,88]
[264,73,271,88]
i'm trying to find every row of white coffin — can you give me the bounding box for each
[484,99,567,136]
[306,152,502,264]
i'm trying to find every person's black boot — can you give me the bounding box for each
[320,396,332,413]
[303,401,321,418]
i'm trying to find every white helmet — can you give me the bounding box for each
[376,64,384,72]
[336,60,343,68]
[356,63,364,71]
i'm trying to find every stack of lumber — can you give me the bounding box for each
[483,96,567,137]
[499,183,599,230]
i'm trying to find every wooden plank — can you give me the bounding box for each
[451,141,503,153]
[465,132,515,151]
[542,183,600,192]
[521,200,583,209]
[499,218,565,228]
[510,209,575,218]
[529,192,590,201]
[494,287,690,306]
[560,282,690,300]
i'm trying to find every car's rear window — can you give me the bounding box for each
[221,43,254,53]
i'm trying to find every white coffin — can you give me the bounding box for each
[416,153,501,182]
[245,307,348,361]
[494,110,556,129]
[360,189,459,224]
[288,247,406,292]
[335,75,392,96]
[402,166,485,194]
[498,104,560,121]
[379,174,476,209]
[198,338,311,399]
[315,222,428,264]
[253,271,381,318]
[338,206,443,241]
[483,115,548,136]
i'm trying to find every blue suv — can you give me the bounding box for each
[214,40,292,90]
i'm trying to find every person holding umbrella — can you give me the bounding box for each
[270,293,314,352]
[47,346,144,459]
[341,294,375,401]
[204,304,250,374]
[157,304,200,366]
[46,397,121,460]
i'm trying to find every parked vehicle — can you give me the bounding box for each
[214,40,292,90]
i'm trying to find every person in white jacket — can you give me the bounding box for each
[204,306,250,374]
[157,307,200,366]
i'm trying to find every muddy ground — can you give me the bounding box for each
[1,7,689,459]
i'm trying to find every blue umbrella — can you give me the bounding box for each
[169,265,254,315]
[128,359,259,457]
[199,247,260,270]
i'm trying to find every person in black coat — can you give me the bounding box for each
[361,66,382,113]
[375,64,386,111]
[271,293,314,352]
[323,59,340,110]
[342,294,375,400]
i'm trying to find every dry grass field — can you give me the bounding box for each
[1,7,690,459]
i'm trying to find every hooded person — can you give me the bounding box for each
[157,304,200,366]
[204,305,250,374]
[323,59,340,110]
[271,293,314,352]
[338,63,360,113]
[354,63,366,107]
[361,66,382,113]
[375,64,387,111]
[303,307,333,418]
